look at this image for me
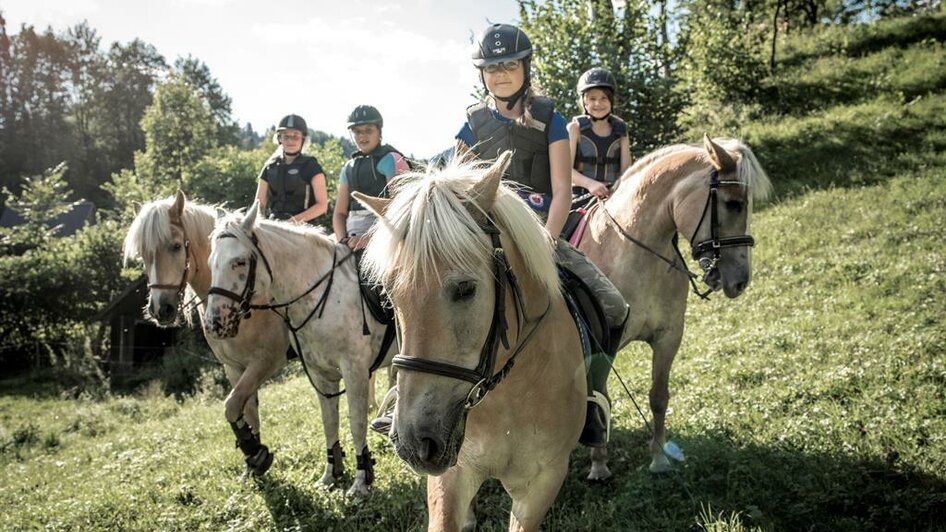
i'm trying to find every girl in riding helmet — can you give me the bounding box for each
[568,68,631,200]
[255,114,329,224]
[333,105,411,251]
[454,23,629,448]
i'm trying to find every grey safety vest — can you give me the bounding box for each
[347,144,403,211]
[574,115,627,185]
[466,97,555,194]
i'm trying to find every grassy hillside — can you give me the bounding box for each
[2,13,945,531]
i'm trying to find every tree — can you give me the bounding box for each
[174,55,240,147]
[0,162,76,254]
[134,75,218,189]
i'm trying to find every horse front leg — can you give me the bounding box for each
[312,372,344,489]
[505,456,570,532]
[344,367,373,498]
[649,332,682,473]
[427,467,484,532]
[223,364,274,476]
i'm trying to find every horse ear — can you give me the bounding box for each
[132,201,142,215]
[171,189,186,221]
[242,201,260,232]
[215,207,228,220]
[470,150,511,211]
[352,192,391,218]
[703,134,736,172]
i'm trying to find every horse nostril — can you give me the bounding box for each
[159,303,175,319]
[735,281,747,293]
[417,436,441,463]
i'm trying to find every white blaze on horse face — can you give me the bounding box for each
[205,235,252,338]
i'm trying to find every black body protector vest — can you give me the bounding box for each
[466,97,555,194]
[264,154,318,219]
[574,115,627,185]
[348,144,403,211]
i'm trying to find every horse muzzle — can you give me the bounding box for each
[203,302,242,339]
[148,295,179,327]
[392,406,466,476]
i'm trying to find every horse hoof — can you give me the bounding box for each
[316,472,338,490]
[346,482,370,499]
[586,465,612,482]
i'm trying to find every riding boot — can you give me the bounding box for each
[369,386,397,435]
[579,310,628,447]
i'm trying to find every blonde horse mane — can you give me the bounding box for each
[123,196,217,264]
[362,160,559,301]
[620,138,773,202]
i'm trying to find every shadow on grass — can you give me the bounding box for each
[246,423,944,531]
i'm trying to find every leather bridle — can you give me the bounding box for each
[390,217,550,410]
[147,218,195,315]
[688,168,755,279]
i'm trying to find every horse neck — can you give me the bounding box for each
[254,223,342,302]
[602,158,700,244]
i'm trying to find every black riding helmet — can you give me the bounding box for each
[277,114,308,135]
[577,68,616,121]
[472,23,533,110]
[347,105,383,129]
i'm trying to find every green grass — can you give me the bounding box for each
[2,169,943,530]
[2,12,945,532]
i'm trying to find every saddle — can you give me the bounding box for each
[558,265,611,360]
[354,250,397,375]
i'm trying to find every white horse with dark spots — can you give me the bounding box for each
[204,203,395,497]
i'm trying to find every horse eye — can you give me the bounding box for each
[724,200,744,213]
[171,242,183,252]
[233,258,247,269]
[452,280,477,302]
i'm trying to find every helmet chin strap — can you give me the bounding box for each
[589,112,611,122]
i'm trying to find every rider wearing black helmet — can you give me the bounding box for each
[255,114,328,224]
[568,68,631,200]
[455,24,629,448]
[333,105,410,251]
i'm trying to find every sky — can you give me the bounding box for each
[2,0,522,157]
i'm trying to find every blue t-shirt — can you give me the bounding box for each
[455,109,569,147]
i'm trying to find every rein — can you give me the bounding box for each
[596,167,755,300]
[208,230,355,399]
[390,217,551,410]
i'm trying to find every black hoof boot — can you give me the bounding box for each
[245,444,274,477]
[328,441,346,481]
[357,447,376,486]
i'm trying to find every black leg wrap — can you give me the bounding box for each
[230,417,262,457]
[356,447,376,486]
[245,444,274,476]
[327,441,346,480]
[579,399,610,448]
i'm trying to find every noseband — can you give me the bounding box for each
[148,218,195,313]
[207,232,273,318]
[390,217,550,410]
[689,168,756,279]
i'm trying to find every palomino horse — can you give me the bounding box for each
[355,152,586,531]
[205,203,395,497]
[123,191,290,477]
[575,135,773,476]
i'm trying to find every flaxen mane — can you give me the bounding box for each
[362,160,559,301]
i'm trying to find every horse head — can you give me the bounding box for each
[357,151,559,475]
[123,189,203,326]
[204,201,269,339]
[680,135,772,298]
